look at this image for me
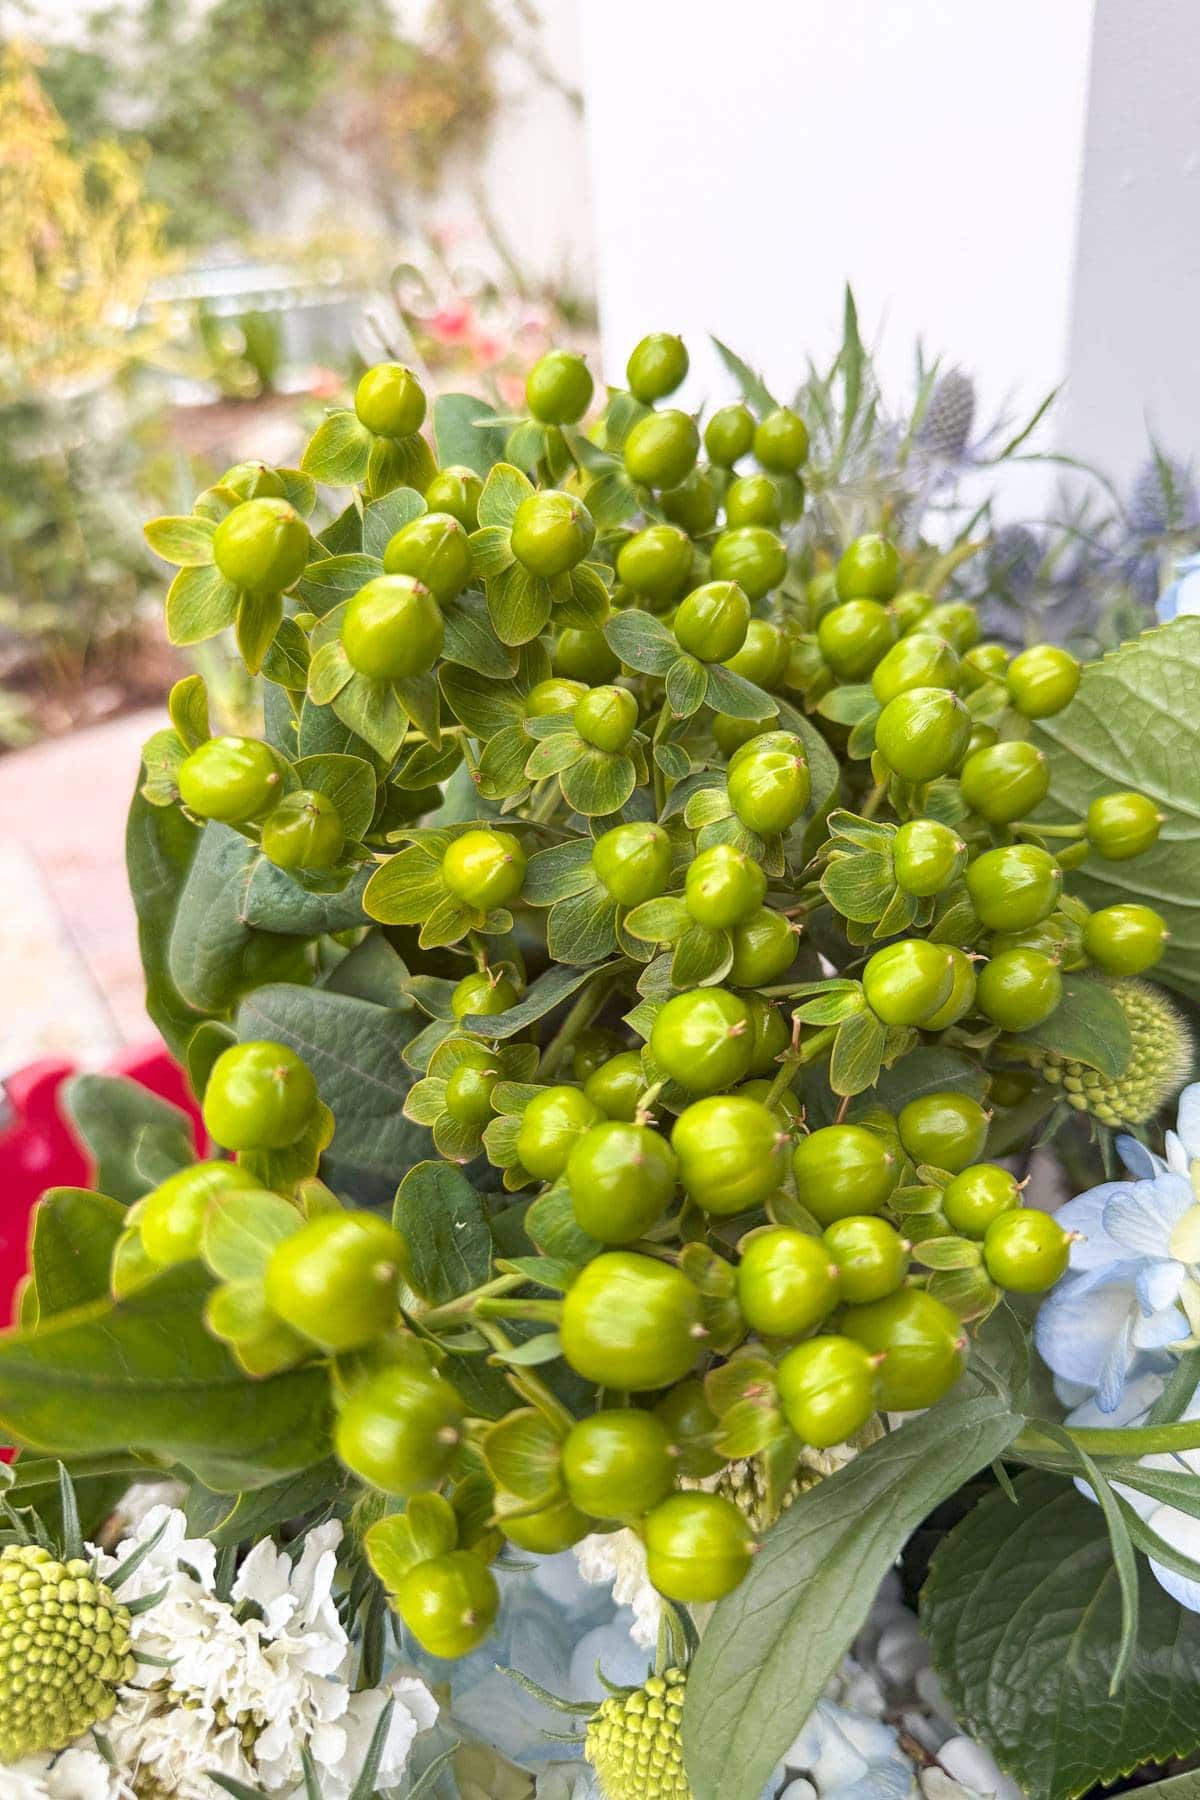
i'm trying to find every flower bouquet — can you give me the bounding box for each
[4,306,1200,1800]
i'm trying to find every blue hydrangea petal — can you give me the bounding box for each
[1097,1309,1137,1412]
[1056,1184,1135,1270]
[1174,1083,1200,1165]
[1035,1270,1139,1396]
[1065,1366,1165,1430]
[1103,1177,1192,1258]
[1116,1134,1166,1180]
[1138,1259,1187,1315]
[1132,1302,1189,1350]
[1146,1503,1200,1611]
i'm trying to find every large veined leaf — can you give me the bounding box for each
[1035,618,1200,1000]
[922,1471,1200,1800]
[126,787,205,1056]
[682,1397,1022,1800]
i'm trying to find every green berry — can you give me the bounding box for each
[527,677,586,717]
[624,408,700,489]
[660,467,721,534]
[510,489,596,577]
[965,844,1062,930]
[444,1051,501,1125]
[835,534,901,602]
[354,362,426,436]
[219,460,286,500]
[942,1163,1021,1238]
[671,1095,787,1216]
[792,1124,898,1224]
[724,618,789,687]
[626,333,689,403]
[754,407,809,472]
[572,1029,627,1082]
[817,598,896,678]
[897,1091,990,1173]
[960,642,1010,688]
[919,600,980,651]
[260,789,345,871]
[575,684,639,752]
[516,1085,603,1182]
[777,1334,880,1447]
[451,970,520,1021]
[555,625,620,684]
[584,1051,646,1122]
[494,1490,589,1553]
[0,1544,136,1759]
[684,843,766,928]
[705,403,756,466]
[424,464,482,529]
[334,1366,463,1494]
[976,947,1063,1030]
[920,948,979,1030]
[592,821,673,906]
[178,734,284,823]
[892,819,966,897]
[562,1409,676,1520]
[264,1210,406,1351]
[526,348,594,424]
[841,1288,966,1410]
[654,1380,724,1477]
[441,828,527,909]
[642,1492,754,1601]
[729,907,796,986]
[396,1551,499,1659]
[743,994,789,1075]
[824,1215,911,1304]
[617,523,692,602]
[650,988,752,1093]
[727,744,811,834]
[560,1251,702,1390]
[890,589,933,633]
[673,579,750,661]
[875,686,972,783]
[983,1207,1071,1292]
[725,473,783,528]
[870,633,960,705]
[383,511,473,602]
[709,525,788,601]
[736,1227,839,1336]
[212,496,310,593]
[959,741,1049,824]
[863,939,957,1027]
[1086,792,1162,860]
[203,1039,318,1151]
[1082,903,1168,975]
[567,1121,678,1242]
[1006,644,1080,718]
[341,574,444,679]
[139,1159,259,1266]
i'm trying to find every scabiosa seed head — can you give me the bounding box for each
[0,1543,136,1759]
[919,368,977,461]
[587,1668,691,1799]
[1020,978,1193,1127]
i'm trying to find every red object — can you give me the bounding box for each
[0,1045,203,1328]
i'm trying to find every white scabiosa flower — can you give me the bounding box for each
[3,1747,131,1800]
[573,1530,661,1649]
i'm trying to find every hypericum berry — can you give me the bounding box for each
[341,574,444,679]
[890,588,933,633]
[383,511,473,601]
[862,940,957,1027]
[396,1551,499,1659]
[921,947,979,1031]
[203,1040,318,1152]
[942,1163,1021,1238]
[870,632,959,704]
[729,907,797,986]
[817,599,895,679]
[1086,791,1162,860]
[684,843,767,928]
[592,821,673,906]
[334,1366,464,1494]
[743,994,790,1075]
[835,533,901,602]
[671,1095,787,1216]
[725,473,783,528]
[754,406,809,473]
[451,969,520,1021]
[705,402,756,466]
[660,466,721,534]
[494,1490,590,1553]
[724,618,790,687]
[728,744,811,835]
[976,946,1063,1031]
[0,1544,136,1759]
[875,686,971,783]
[673,579,750,662]
[562,1409,676,1520]
[650,988,753,1093]
[919,600,980,651]
[709,524,788,601]
[965,844,1062,931]
[777,1334,880,1447]
[178,734,284,824]
[654,1379,724,1477]
[983,1207,1071,1292]
[586,1669,691,1800]
[424,463,483,530]
[527,677,586,717]
[444,1049,501,1125]
[841,1287,966,1411]
[219,460,286,500]
[626,332,689,403]
[516,1085,603,1182]
[959,741,1049,824]
[560,1251,702,1390]
[897,1090,990,1173]
[1006,644,1080,718]
[441,828,527,909]
[354,362,426,437]
[642,1492,755,1601]
[1082,903,1168,975]
[525,347,594,424]
[555,624,621,684]
[572,1029,628,1081]
[623,408,700,489]
[1017,978,1193,1127]
[212,497,310,593]
[584,1051,646,1122]
[736,1226,839,1336]
[792,1124,898,1224]
[616,523,692,603]
[575,684,639,752]
[139,1159,260,1266]
[892,819,967,896]
[264,1210,406,1351]
[823,1215,911,1304]
[510,489,596,577]
[567,1121,678,1242]
[260,789,345,871]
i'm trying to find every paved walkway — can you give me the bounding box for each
[0,709,164,1076]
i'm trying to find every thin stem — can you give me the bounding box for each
[529,781,562,823]
[859,782,888,821]
[475,1319,576,1434]
[473,1298,564,1325]
[416,1274,526,1332]
[1009,820,1087,840]
[539,971,616,1079]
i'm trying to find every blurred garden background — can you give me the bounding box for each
[1,0,1198,1075]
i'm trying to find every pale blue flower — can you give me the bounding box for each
[779,1699,916,1799]
[1034,1085,1200,1411]
[1157,550,1200,622]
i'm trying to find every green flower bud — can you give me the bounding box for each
[1018,978,1192,1126]
[0,1544,136,1759]
[587,1668,691,1799]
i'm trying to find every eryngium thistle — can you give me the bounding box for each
[1020,978,1193,1127]
[587,1668,691,1799]
[0,1543,136,1759]
[1127,454,1200,538]
[919,369,976,461]
[985,523,1042,601]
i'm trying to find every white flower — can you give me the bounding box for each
[921,1736,1023,1800]
[572,1530,661,1648]
[2,1748,132,1800]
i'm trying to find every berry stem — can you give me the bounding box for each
[416,1273,528,1331]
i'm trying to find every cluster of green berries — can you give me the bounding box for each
[0,1545,136,1760]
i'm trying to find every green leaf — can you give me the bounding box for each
[361,487,426,559]
[837,284,865,461]
[28,1190,125,1321]
[294,553,379,616]
[439,661,531,739]
[864,1047,990,1112]
[1035,1422,1140,1693]
[666,655,709,718]
[363,845,447,926]
[580,467,640,532]
[672,923,733,988]
[1035,619,1200,1000]
[236,983,425,1181]
[316,499,364,556]
[523,839,597,905]
[546,888,620,965]
[0,1266,330,1491]
[478,462,533,530]
[144,514,216,566]
[333,672,407,762]
[683,1397,1022,1800]
[201,1191,303,1281]
[291,753,376,840]
[235,590,282,674]
[394,1162,492,1303]
[821,851,894,923]
[487,560,553,646]
[62,1074,193,1205]
[923,1472,1200,1800]
[469,523,516,581]
[126,787,204,1058]
[817,683,879,727]
[300,411,372,485]
[1121,1777,1200,1800]
[623,895,690,944]
[1012,971,1132,1077]
[482,1409,563,1500]
[604,608,680,677]
[139,727,187,806]
[167,676,210,753]
[186,1460,346,1547]
[559,747,636,816]
[710,337,778,417]
[462,963,614,1040]
[703,662,777,722]
[442,591,519,678]
[829,1007,887,1097]
[165,564,239,645]
[365,1497,458,1591]
[433,392,508,478]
